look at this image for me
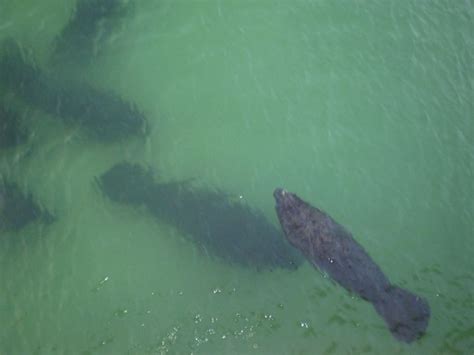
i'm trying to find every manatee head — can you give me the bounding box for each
[98,162,154,205]
[273,188,305,218]
[273,188,323,253]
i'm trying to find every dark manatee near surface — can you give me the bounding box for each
[0,180,55,231]
[0,39,147,141]
[97,162,302,270]
[273,188,430,343]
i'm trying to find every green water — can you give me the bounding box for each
[0,0,473,354]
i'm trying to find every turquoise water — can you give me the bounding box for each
[1,0,473,354]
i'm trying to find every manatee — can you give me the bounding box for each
[97,162,302,270]
[0,180,55,231]
[0,105,27,149]
[51,0,133,66]
[0,39,148,141]
[273,188,430,343]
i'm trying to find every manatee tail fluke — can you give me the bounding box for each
[374,285,430,343]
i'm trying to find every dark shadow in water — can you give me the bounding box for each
[97,162,303,271]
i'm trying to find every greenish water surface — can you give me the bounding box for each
[0,0,473,354]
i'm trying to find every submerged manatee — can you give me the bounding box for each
[97,162,302,270]
[0,180,55,231]
[52,0,133,65]
[273,188,430,343]
[0,39,148,141]
[0,105,27,149]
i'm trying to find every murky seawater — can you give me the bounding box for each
[1,1,473,354]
